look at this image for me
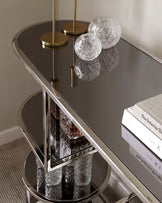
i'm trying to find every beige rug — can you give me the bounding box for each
[0,138,30,203]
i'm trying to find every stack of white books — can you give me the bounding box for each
[122,94,162,160]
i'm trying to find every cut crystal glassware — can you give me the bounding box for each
[88,16,121,49]
[74,33,102,61]
[45,183,62,199]
[45,168,62,186]
[36,158,44,192]
[74,154,93,186]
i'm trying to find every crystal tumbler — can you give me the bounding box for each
[74,154,93,186]
[36,158,44,192]
[45,168,62,187]
[45,183,62,200]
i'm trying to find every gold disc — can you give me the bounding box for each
[62,22,87,35]
[40,32,68,47]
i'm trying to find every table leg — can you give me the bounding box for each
[42,90,50,172]
[26,189,31,203]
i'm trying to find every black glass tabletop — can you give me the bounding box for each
[13,21,162,202]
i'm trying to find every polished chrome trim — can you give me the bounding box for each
[42,90,50,172]
[47,148,97,172]
[26,189,31,203]
[18,90,44,168]
[14,22,160,203]
[22,151,111,203]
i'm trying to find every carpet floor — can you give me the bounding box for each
[0,138,30,203]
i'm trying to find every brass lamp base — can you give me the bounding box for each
[62,22,87,35]
[40,32,68,47]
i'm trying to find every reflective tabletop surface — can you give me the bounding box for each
[13,21,162,202]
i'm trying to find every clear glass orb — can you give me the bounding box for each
[74,57,101,81]
[88,16,121,49]
[74,33,102,61]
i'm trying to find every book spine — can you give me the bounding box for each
[129,105,162,140]
[122,109,162,160]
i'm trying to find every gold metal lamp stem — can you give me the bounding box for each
[40,0,68,47]
[62,0,87,35]
[71,37,77,87]
[51,50,60,98]
[52,0,55,45]
[73,0,77,32]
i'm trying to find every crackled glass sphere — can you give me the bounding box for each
[74,57,101,81]
[74,33,102,61]
[88,16,121,49]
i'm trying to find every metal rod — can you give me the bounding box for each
[52,0,55,45]
[53,50,55,80]
[73,37,75,66]
[26,189,31,203]
[71,37,76,87]
[48,148,97,172]
[73,0,77,32]
[42,90,50,172]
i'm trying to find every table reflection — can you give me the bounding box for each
[74,57,101,81]
[99,47,119,72]
[121,125,162,183]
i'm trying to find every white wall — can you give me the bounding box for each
[58,0,162,62]
[0,0,162,138]
[0,0,51,133]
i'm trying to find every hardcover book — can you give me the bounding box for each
[130,94,162,140]
[122,94,162,159]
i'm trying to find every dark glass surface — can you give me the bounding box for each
[22,93,94,166]
[15,21,162,201]
[24,151,109,202]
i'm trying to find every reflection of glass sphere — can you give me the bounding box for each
[74,33,102,61]
[88,16,121,49]
[99,47,119,72]
[74,58,101,81]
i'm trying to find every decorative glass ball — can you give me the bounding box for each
[74,57,101,81]
[88,16,121,49]
[74,33,102,61]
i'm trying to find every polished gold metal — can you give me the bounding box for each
[40,0,68,47]
[40,32,68,47]
[51,78,58,89]
[50,50,60,98]
[73,0,77,31]
[62,0,87,35]
[52,0,55,44]
[51,79,60,98]
[62,22,87,35]
[70,37,77,87]
[70,66,75,87]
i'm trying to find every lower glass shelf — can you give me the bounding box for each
[19,92,96,172]
[23,151,110,203]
